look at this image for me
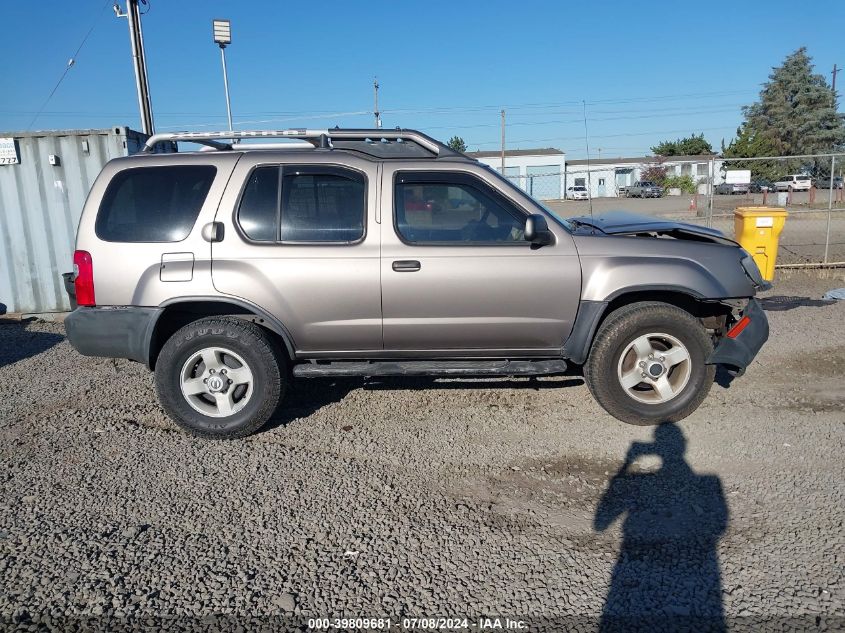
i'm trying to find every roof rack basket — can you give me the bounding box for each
[141,128,456,156]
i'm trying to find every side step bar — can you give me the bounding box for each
[292,359,567,379]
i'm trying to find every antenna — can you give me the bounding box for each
[582,100,594,219]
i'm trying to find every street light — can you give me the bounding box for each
[212,19,233,136]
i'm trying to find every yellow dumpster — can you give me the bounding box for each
[734,207,788,281]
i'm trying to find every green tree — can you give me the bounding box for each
[663,174,698,194]
[724,47,845,177]
[722,123,780,181]
[651,133,713,156]
[447,136,467,153]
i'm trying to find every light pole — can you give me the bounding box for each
[212,19,234,136]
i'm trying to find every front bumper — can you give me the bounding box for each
[707,299,769,371]
[65,306,162,366]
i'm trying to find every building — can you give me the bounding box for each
[0,127,152,314]
[467,148,566,200]
[564,155,724,199]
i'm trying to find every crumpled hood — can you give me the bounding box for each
[569,210,738,246]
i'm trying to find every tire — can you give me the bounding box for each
[583,302,716,425]
[155,317,284,439]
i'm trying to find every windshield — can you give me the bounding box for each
[480,164,573,231]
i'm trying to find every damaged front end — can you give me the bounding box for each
[569,210,738,246]
[707,298,769,376]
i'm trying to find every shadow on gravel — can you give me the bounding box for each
[0,321,64,369]
[759,295,835,311]
[260,375,585,432]
[594,425,728,632]
[262,378,364,432]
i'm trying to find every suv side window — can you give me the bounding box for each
[96,165,216,242]
[238,166,280,241]
[282,168,365,242]
[394,172,526,244]
[236,165,366,243]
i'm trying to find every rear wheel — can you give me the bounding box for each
[584,302,715,425]
[155,317,284,438]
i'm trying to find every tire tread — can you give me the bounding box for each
[155,317,283,439]
[583,301,715,425]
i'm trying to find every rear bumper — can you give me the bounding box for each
[707,299,768,370]
[64,306,162,365]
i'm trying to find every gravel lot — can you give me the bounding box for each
[1,271,844,632]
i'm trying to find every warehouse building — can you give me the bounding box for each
[564,155,724,198]
[467,148,566,200]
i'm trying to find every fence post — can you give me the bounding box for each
[707,157,715,228]
[824,155,835,264]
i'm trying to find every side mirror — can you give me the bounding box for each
[524,214,553,246]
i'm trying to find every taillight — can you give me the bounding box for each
[73,250,95,307]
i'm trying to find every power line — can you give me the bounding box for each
[465,125,738,148]
[380,89,754,116]
[156,110,372,130]
[10,84,755,138]
[423,106,743,132]
[26,0,112,130]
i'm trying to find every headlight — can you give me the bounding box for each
[740,254,768,289]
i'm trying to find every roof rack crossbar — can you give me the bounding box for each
[141,128,447,155]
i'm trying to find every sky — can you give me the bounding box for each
[1,0,843,159]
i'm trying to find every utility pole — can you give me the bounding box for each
[500,109,506,173]
[114,1,154,135]
[373,78,382,129]
[833,64,840,106]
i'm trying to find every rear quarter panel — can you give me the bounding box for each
[75,153,241,307]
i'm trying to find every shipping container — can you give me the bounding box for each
[0,127,149,314]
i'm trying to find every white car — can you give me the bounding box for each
[774,174,813,191]
[566,186,589,200]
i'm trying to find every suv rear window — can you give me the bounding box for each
[95,165,216,242]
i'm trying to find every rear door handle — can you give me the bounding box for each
[392,260,421,272]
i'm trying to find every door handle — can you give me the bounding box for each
[392,260,421,272]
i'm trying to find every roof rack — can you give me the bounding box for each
[141,128,464,159]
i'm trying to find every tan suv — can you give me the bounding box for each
[65,129,769,438]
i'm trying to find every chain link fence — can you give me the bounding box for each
[526,152,845,268]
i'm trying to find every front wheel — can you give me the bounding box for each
[584,302,716,425]
[155,317,284,438]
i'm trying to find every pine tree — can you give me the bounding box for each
[724,48,845,177]
[447,136,467,153]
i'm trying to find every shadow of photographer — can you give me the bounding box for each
[594,424,728,632]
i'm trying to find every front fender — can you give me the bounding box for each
[576,244,755,302]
